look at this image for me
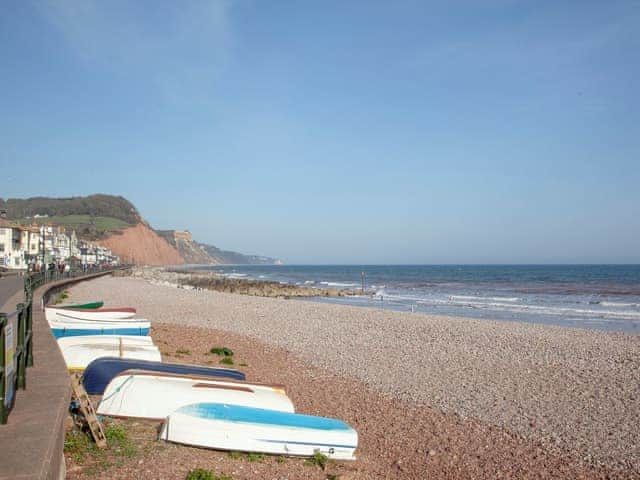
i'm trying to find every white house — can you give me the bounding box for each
[0,218,27,269]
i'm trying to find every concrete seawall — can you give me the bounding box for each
[0,271,117,480]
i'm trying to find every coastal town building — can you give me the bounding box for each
[0,218,118,270]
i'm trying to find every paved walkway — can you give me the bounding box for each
[0,271,118,480]
[0,274,24,311]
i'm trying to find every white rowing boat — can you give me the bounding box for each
[50,320,151,339]
[97,370,294,420]
[59,342,161,371]
[45,306,136,323]
[57,335,155,349]
[160,402,358,460]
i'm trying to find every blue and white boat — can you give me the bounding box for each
[82,357,245,394]
[97,370,294,420]
[50,320,150,339]
[160,403,358,460]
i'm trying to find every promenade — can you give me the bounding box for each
[0,270,123,480]
[0,274,23,310]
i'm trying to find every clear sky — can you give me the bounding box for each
[1,1,638,264]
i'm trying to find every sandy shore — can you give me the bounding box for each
[67,275,640,479]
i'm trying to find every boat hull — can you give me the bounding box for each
[82,357,245,395]
[57,335,154,349]
[45,307,136,322]
[51,321,150,339]
[160,403,357,460]
[60,343,161,371]
[97,371,294,420]
[55,301,104,309]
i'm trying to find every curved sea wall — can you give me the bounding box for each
[0,271,117,480]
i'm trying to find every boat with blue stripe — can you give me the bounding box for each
[160,402,358,460]
[82,357,245,394]
[51,324,150,339]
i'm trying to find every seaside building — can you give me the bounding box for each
[0,218,27,269]
[0,219,118,270]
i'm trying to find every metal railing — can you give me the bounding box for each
[0,265,129,423]
[0,294,33,423]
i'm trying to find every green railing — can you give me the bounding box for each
[0,265,128,423]
[0,293,33,424]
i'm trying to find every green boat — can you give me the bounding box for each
[58,301,104,309]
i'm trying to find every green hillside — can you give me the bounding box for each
[15,215,130,232]
[0,194,141,224]
[1,195,139,240]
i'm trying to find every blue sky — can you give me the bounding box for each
[1,1,638,264]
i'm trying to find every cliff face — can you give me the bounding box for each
[97,223,183,266]
[156,230,218,265]
[156,229,280,265]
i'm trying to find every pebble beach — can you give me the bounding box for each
[67,273,640,479]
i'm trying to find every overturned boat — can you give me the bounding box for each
[57,335,154,349]
[45,306,136,323]
[58,338,161,371]
[82,357,245,395]
[160,403,358,460]
[50,319,150,339]
[54,301,104,309]
[96,370,294,420]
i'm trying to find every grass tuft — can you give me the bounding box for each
[176,348,191,355]
[220,357,234,365]
[64,422,138,473]
[227,451,242,460]
[54,291,70,305]
[185,469,213,480]
[104,424,137,457]
[305,450,330,470]
[246,453,264,462]
[185,469,232,480]
[209,347,234,357]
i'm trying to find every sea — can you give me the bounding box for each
[194,265,640,334]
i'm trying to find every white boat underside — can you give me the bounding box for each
[97,374,294,419]
[160,412,357,460]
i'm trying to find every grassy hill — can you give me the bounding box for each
[13,215,130,239]
[0,194,141,224]
[1,195,139,240]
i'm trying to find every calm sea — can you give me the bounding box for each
[194,265,640,334]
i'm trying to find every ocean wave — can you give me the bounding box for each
[463,301,640,319]
[406,297,640,319]
[600,301,640,308]
[221,272,248,278]
[319,281,360,288]
[450,295,521,303]
[377,293,423,302]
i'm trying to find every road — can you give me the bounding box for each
[0,274,24,311]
